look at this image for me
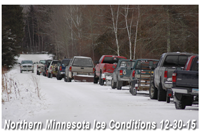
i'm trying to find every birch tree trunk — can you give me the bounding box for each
[133,5,140,60]
[124,5,134,59]
[110,5,120,56]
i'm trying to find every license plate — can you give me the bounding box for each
[192,88,198,93]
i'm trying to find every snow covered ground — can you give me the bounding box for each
[1,54,199,131]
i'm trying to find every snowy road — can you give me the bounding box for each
[2,54,199,130]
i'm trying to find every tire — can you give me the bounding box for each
[48,73,51,78]
[67,76,72,82]
[116,81,122,90]
[174,93,186,109]
[99,72,104,86]
[93,73,99,84]
[64,75,68,82]
[111,78,116,89]
[132,88,137,95]
[56,73,62,80]
[149,82,158,99]
[166,96,170,103]
[157,82,166,101]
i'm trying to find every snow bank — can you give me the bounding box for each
[15,54,54,63]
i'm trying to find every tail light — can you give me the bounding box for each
[164,71,168,78]
[60,66,62,71]
[119,70,123,75]
[69,66,72,71]
[93,68,95,73]
[37,65,38,68]
[103,66,106,72]
[132,70,135,77]
[50,66,52,70]
[172,73,176,82]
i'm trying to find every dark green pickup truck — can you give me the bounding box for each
[111,59,135,90]
[129,59,159,95]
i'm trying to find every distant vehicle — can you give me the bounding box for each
[94,55,127,85]
[20,60,34,73]
[129,59,159,95]
[37,60,46,75]
[149,52,194,102]
[172,55,198,109]
[111,59,135,90]
[55,59,71,80]
[47,60,61,78]
[43,59,52,76]
[64,56,94,82]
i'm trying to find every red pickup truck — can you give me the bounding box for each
[94,55,126,85]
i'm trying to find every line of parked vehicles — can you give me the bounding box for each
[19,52,198,110]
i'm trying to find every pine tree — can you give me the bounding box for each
[2,5,24,69]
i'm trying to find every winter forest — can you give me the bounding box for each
[2,5,198,67]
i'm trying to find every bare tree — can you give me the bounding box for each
[133,5,140,60]
[110,5,120,56]
[123,5,134,59]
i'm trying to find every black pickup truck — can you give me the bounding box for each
[172,55,198,109]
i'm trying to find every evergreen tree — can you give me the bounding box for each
[2,5,24,69]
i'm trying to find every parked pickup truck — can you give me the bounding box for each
[55,59,71,80]
[94,55,127,85]
[172,55,198,109]
[129,59,159,95]
[111,59,135,90]
[37,60,46,75]
[64,56,94,82]
[149,52,194,102]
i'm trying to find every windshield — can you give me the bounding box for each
[73,58,93,67]
[21,60,33,64]
[39,60,46,64]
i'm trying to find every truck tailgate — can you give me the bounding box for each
[174,70,198,88]
[104,64,116,73]
[72,66,93,73]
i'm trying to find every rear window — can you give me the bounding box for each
[62,60,70,66]
[73,58,93,67]
[120,61,135,69]
[163,55,190,67]
[191,57,198,71]
[52,61,60,65]
[135,60,158,69]
[102,57,123,64]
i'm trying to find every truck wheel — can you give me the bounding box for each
[149,82,157,99]
[48,73,52,78]
[64,75,67,82]
[67,75,72,82]
[157,83,166,101]
[99,73,104,86]
[132,88,137,96]
[116,81,122,90]
[174,94,186,109]
[93,73,99,84]
[111,78,116,89]
[57,73,62,80]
